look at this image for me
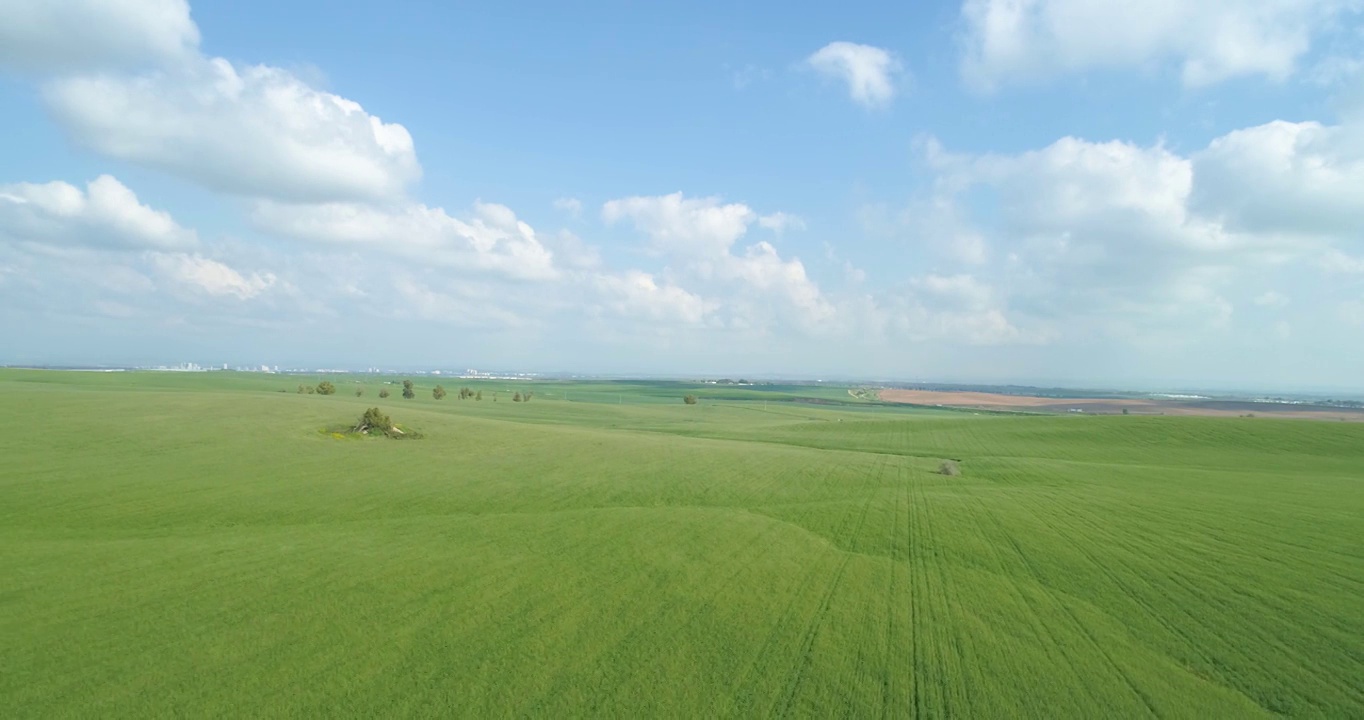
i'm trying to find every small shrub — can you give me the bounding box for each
[513,392,522,402]
[683,394,698,405]
[316,381,336,395]
[379,388,390,399]
[937,460,961,476]
[475,391,482,401]
[297,384,306,394]
[355,389,364,397]
[433,385,447,400]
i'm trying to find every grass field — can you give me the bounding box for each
[2,370,1362,717]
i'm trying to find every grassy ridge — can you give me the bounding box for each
[2,371,1361,717]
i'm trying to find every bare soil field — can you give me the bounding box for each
[879,389,1364,421]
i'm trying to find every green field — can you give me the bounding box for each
[3,370,1362,717]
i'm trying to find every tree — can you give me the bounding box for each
[402,380,415,399]
[433,385,447,400]
[379,388,390,399]
[513,392,522,402]
[352,407,393,435]
[355,388,364,397]
[297,384,306,394]
[1121,408,1130,415]
[523,391,533,402]
[683,394,698,405]
[316,381,336,395]
[305,385,315,394]
[475,390,483,401]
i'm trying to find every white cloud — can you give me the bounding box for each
[0,175,196,251]
[1191,119,1364,237]
[552,197,583,217]
[0,0,198,73]
[806,41,902,109]
[593,270,715,326]
[393,276,527,328]
[758,212,807,235]
[44,58,420,202]
[252,199,560,281]
[603,192,755,256]
[911,130,1329,343]
[899,274,1035,345]
[151,253,275,299]
[896,192,990,264]
[602,192,840,331]
[960,0,1358,90]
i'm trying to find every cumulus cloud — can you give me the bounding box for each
[902,109,1364,346]
[1191,119,1364,237]
[602,193,847,333]
[806,41,902,108]
[593,270,715,326]
[252,199,559,281]
[151,253,275,299]
[921,135,1265,337]
[0,175,196,251]
[896,274,1035,345]
[603,192,755,256]
[0,0,199,73]
[44,58,420,202]
[960,0,1358,90]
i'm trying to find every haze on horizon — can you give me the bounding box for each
[2,0,1363,390]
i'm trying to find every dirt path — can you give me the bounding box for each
[877,389,1364,422]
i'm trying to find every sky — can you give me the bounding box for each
[1,0,1363,390]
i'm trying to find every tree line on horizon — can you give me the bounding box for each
[296,379,539,403]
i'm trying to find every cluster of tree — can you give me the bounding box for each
[512,391,534,402]
[402,380,415,399]
[457,387,484,400]
[297,384,313,394]
[316,381,336,395]
[683,394,698,405]
[352,407,393,435]
[379,388,390,398]
[433,385,447,400]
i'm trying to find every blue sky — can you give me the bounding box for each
[2,0,1363,390]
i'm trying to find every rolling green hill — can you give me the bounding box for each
[2,370,1361,717]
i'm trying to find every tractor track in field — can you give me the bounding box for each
[878,465,907,719]
[728,455,854,716]
[1023,493,1299,713]
[523,517,788,714]
[975,489,1164,718]
[1023,491,1364,711]
[772,480,877,718]
[959,489,1102,708]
